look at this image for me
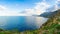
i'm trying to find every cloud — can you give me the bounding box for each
[0,5,28,16]
[24,9,35,15]
[24,0,51,15]
[57,0,60,1]
[47,0,60,12]
[23,0,60,16]
[0,5,7,11]
[34,1,50,15]
[0,0,60,16]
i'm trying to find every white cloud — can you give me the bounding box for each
[0,0,60,16]
[24,9,35,15]
[48,0,60,12]
[23,0,60,16]
[0,5,28,16]
[34,1,50,15]
[24,0,51,15]
[0,5,7,11]
[57,0,60,1]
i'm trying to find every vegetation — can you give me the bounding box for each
[0,9,60,34]
[20,9,60,34]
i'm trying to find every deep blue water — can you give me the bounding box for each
[0,16,48,31]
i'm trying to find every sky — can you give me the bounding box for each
[0,0,60,16]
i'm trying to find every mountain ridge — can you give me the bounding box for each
[21,9,60,34]
[40,9,60,18]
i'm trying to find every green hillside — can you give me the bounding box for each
[0,9,60,34]
[20,9,60,34]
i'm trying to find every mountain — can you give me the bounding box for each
[19,9,60,34]
[0,9,60,34]
[38,9,60,34]
[40,9,60,18]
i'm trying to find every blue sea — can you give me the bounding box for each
[0,16,48,31]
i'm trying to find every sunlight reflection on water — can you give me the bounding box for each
[0,16,48,31]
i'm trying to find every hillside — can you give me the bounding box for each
[0,9,60,34]
[38,9,60,34]
[20,9,60,34]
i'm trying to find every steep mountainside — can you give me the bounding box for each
[40,9,60,18]
[20,9,60,34]
[0,9,60,34]
[38,9,60,34]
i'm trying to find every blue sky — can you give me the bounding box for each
[0,0,42,11]
[0,0,60,16]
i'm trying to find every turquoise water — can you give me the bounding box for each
[0,16,48,31]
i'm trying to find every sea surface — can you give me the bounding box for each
[0,16,48,31]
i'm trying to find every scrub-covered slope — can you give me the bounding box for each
[0,9,60,34]
[21,9,60,34]
[38,9,60,34]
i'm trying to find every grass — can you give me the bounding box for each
[0,9,60,34]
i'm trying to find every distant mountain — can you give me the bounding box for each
[19,9,60,34]
[0,9,60,34]
[40,9,60,18]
